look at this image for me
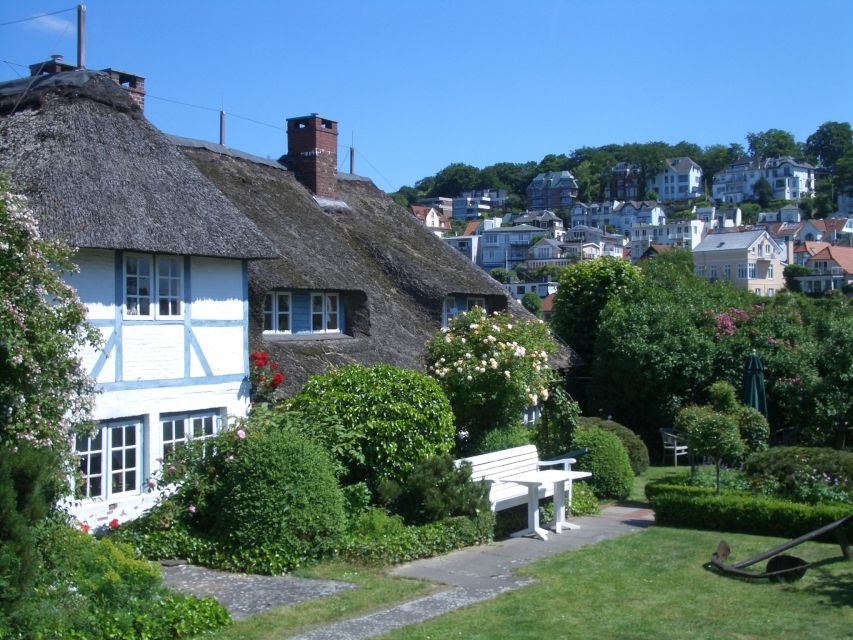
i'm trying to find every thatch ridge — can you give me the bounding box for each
[0,71,277,259]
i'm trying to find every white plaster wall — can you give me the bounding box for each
[190,257,243,320]
[123,324,184,380]
[90,327,115,384]
[68,249,115,320]
[193,326,245,375]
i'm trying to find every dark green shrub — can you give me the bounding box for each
[342,508,494,565]
[651,491,852,540]
[472,423,531,455]
[571,428,633,500]
[0,442,64,627]
[377,454,490,525]
[578,417,649,475]
[533,385,580,459]
[210,427,345,566]
[732,405,770,455]
[744,446,853,504]
[285,364,455,490]
[13,519,229,640]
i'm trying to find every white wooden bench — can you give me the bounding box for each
[456,444,592,539]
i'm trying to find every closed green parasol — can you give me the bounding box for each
[742,350,768,418]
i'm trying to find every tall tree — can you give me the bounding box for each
[746,129,800,159]
[753,177,773,208]
[804,121,853,170]
[429,163,481,197]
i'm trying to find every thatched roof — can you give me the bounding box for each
[178,143,576,393]
[0,70,276,259]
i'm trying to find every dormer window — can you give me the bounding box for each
[264,292,291,333]
[263,291,343,336]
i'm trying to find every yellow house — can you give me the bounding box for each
[692,230,786,296]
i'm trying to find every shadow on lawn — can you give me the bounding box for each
[800,561,853,608]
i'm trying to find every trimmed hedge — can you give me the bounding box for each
[578,417,649,475]
[650,489,852,540]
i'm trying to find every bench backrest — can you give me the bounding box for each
[457,444,540,483]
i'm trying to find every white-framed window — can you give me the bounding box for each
[737,263,748,279]
[768,288,775,296]
[124,254,182,319]
[263,292,292,334]
[695,265,705,277]
[710,265,717,279]
[161,411,221,459]
[724,264,732,280]
[767,263,774,278]
[75,418,143,500]
[748,263,757,279]
[311,292,340,333]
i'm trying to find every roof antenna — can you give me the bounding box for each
[77,4,86,69]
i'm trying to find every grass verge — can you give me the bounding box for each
[379,525,853,640]
[627,464,688,503]
[208,560,438,639]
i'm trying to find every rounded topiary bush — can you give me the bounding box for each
[285,364,455,490]
[211,428,345,562]
[571,428,633,500]
[578,417,649,475]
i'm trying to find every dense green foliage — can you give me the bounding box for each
[340,508,494,565]
[676,405,744,493]
[6,519,229,639]
[591,254,853,450]
[377,454,491,526]
[571,428,633,500]
[471,423,532,454]
[123,412,346,574]
[578,417,649,475]
[744,447,853,505]
[286,364,455,489]
[650,489,852,540]
[521,291,542,317]
[531,385,580,459]
[551,257,642,363]
[425,307,556,453]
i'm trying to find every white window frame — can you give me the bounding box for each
[724,264,732,280]
[748,263,757,279]
[124,253,183,319]
[263,292,292,334]
[737,263,748,279]
[74,418,143,500]
[161,410,221,459]
[311,292,341,334]
[467,297,486,311]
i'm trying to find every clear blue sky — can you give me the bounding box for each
[2,0,852,192]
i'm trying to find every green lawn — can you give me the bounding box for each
[626,464,689,503]
[381,526,853,640]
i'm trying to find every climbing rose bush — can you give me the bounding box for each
[249,350,284,402]
[426,307,556,451]
[0,183,99,452]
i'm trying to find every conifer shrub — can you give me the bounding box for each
[578,416,649,475]
[532,385,580,460]
[377,454,491,526]
[571,428,633,500]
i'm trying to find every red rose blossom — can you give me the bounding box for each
[271,372,284,388]
[109,518,119,529]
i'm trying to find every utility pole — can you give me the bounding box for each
[77,4,86,69]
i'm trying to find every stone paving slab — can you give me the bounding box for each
[160,564,354,620]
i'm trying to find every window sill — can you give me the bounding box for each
[262,332,351,343]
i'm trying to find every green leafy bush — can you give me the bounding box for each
[650,490,852,540]
[285,364,455,490]
[472,423,532,454]
[676,405,745,493]
[744,447,853,505]
[209,427,345,565]
[578,417,649,475]
[569,482,600,516]
[532,385,580,460]
[732,405,770,455]
[341,508,494,565]
[377,454,490,525]
[571,428,633,500]
[7,519,229,640]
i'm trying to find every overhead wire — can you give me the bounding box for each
[0,6,76,28]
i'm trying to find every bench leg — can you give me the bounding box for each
[510,485,549,541]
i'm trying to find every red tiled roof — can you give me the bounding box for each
[463,221,481,236]
[541,293,554,312]
[794,241,830,256]
[807,245,853,274]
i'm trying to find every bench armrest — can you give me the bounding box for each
[538,457,577,472]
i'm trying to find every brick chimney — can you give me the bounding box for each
[286,114,338,198]
[101,68,146,112]
[28,56,146,112]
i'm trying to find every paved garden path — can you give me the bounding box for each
[163,504,654,638]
